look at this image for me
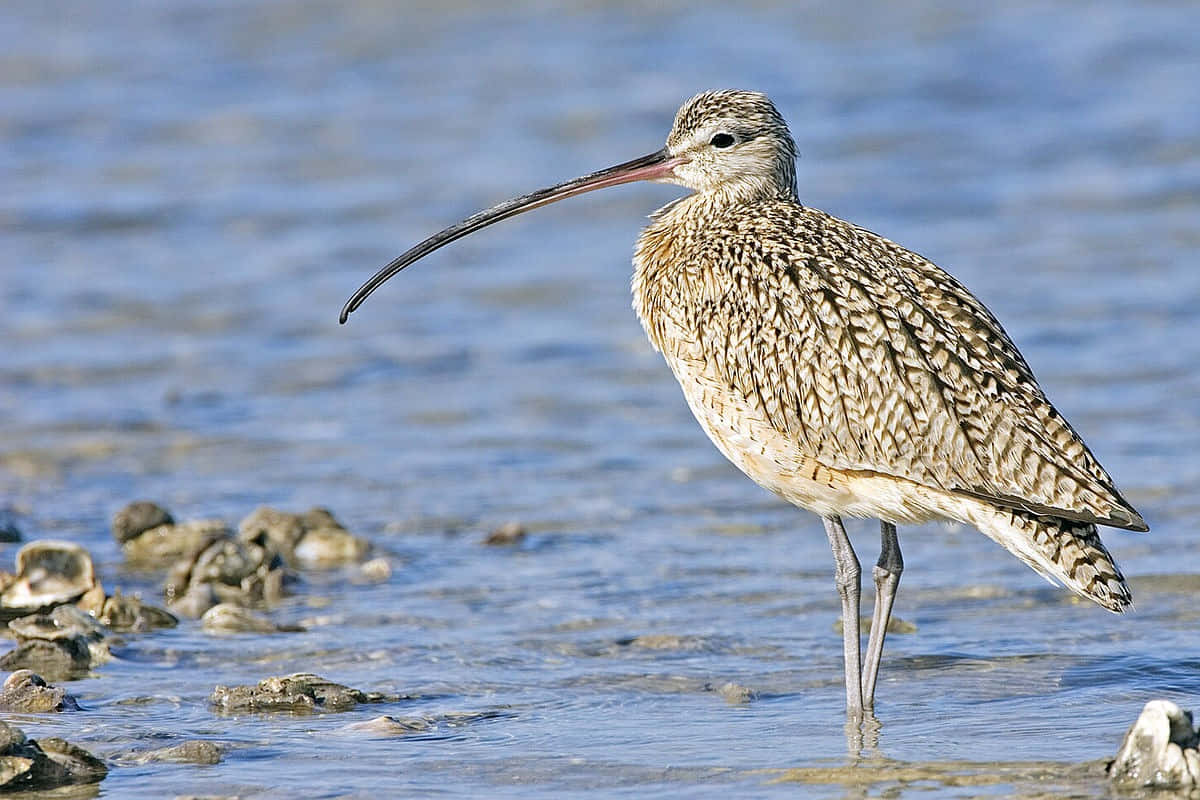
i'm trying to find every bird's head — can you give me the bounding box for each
[663,90,798,200]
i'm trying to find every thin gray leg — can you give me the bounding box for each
[823,514,863,716]
[862,521,903,710]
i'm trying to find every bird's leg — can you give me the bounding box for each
[823,514,863,716]
[862,521,903,710]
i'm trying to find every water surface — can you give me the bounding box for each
[1,1,1198,796]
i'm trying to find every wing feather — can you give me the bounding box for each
[685,203,1146,531]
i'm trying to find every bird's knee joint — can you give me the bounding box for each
[834,563,861,589]
[872,564,899,584]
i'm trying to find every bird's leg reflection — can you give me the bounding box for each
[843,709,882,757]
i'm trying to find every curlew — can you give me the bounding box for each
[341,90,1147,716]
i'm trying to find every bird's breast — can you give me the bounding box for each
[628,200,951,525]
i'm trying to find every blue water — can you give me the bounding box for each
[1,1,1198,796]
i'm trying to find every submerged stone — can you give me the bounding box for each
[210,673,398,713]
[200,603,303,634]
[122,740,223,765]
[483,522,526,546]
[338,715,433,736]
[1109,699,1200,787]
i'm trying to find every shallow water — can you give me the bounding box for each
[2,0,1199,796]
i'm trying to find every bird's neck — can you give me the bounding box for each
[692,175,798,208]
[632,192,736,356]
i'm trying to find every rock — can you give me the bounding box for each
[0,510,21,544]
[715,682,756,704]
[355,558,392,584]
[201,603,303,634]
[0,720,105,790]
[238,507,306,556]
[0,541,99,616]
[338,715,432,736]
[164,535,288,609]
[111,501,174,544]
[9,606,107,642]
[167,582,220,619]
[95,592,178,632]
[0,637,94,680]
[123,740,223,765]
[622,634,703,650]
[1109,699,1200,787]
[0,723,24,753]
[0,671,79,712]
[483,522,526,546]
[37,737,108,783]
[122,519,230,565]
[81,590,178,632]
[238,506,370,568]
[2,606,111,679]
[210,673,398,713]
[0,757,33,789]
[293,525,370,567]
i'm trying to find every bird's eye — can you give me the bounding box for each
[710,133,736,149]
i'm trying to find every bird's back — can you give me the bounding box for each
[633,195,1146,534]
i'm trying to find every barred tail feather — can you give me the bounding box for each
[966,505,1132,612]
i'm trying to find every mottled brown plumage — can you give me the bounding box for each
[632,91,1143,616]
[340,89,1147,716]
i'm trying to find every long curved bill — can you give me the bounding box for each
[340,147,682,323]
